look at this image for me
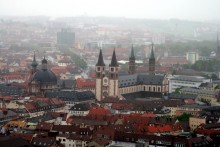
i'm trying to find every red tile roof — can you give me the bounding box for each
[75,78,95,89]
[36,122,53,131]
[159,57,188,65]
[88,107,111,116]
[10,132,34,143]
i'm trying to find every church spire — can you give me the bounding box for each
[130,44,135,59]
[150,43,155,60]
[149,43,155,74]
[110,49,118,67]
[31,51,38,69]
[96,49,105,66]
[129,44,136,74]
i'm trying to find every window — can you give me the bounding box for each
[158,87,160,92]
[111,68,114,72]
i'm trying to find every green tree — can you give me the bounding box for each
[211,74,218,80]
[65,51,88,70]
[176,113,192,121]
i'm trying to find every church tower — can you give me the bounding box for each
[149,43,155,74]
[128,44,136,74]
[108,49,119,97]
[28,52,38,93]
[95,49,106,101]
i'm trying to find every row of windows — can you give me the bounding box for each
[120,86,164,94]
[172,81,197,85]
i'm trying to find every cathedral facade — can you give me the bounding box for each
[95,44,169,101]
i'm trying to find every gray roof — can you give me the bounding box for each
[0,110,18,118]
[118,73,165,88]
[57,79,75,89]
[180,87,216,96]
[122,91,162,100]
[32,69,57,84]
[168,93,197,100]
[179,104,210,109]
[26,113,54,123]
[45,90,95,102]
[0,84,23,96]
[170,76,206,82]
[70,103,90,111]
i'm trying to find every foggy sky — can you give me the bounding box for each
[0,0,219,21]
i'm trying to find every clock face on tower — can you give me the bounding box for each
[103,77,108,86]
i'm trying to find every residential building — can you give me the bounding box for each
[186,52,199,64]
[180,87,218,105]
[189,117,206,130]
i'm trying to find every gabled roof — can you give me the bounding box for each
[118,73,165,88]
[45,90,95,102]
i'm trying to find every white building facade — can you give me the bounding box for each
[169,75,211,93]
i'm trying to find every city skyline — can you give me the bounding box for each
[0,0,220,21]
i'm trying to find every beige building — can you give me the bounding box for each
[189,117,206,130]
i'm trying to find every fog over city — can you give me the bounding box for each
[0,0,220,21]
[1,0,220,147]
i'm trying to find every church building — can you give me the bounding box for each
[28,53,57,96]
[95,44,169,101]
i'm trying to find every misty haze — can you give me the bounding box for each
[0,0,220,147]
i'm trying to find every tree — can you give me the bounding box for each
[176,113,192,121]
[65,51,88,70]
[211,73,219,80]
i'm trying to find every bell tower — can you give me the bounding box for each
[95,49,106,101]
[108,49,119,97]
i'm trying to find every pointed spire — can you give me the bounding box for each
[130,44,135,58]
[110,49,118,66]
[150,42,155,59]
[96,49,105,66]
[31,51,38,68]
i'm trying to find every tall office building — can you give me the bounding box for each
[57,28,75,50]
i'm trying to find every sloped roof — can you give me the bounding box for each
[45,90,95,102]
[118,73,165,88]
